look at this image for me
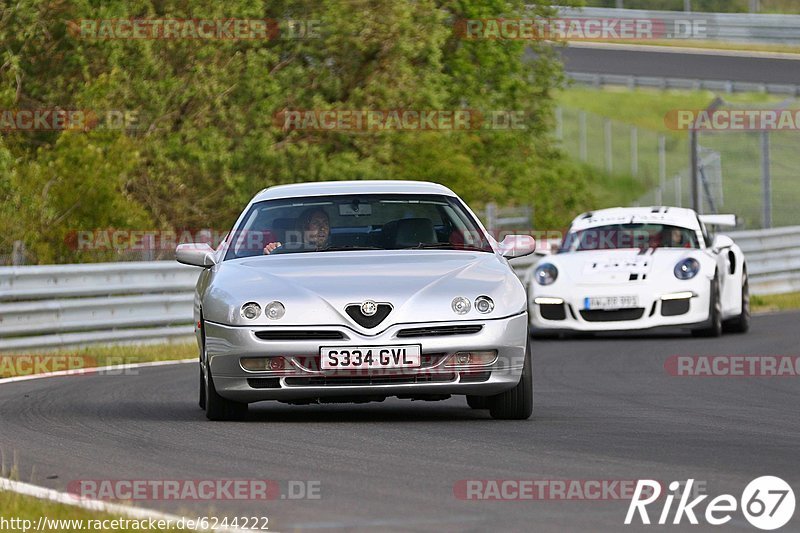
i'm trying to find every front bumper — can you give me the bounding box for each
[529,279,711,332]
[203,313,528,403]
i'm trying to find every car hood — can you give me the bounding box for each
[203,250,526,331]
[544,248,704,286]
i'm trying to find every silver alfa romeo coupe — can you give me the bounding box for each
[176,181,535,420]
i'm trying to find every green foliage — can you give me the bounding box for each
[1,0,591,263]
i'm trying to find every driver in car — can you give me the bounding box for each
[264,207,330,254]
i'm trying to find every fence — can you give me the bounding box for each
[1,225,796,351]
[557,100,800,229]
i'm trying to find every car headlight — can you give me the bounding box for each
[264,301,286,320]
[674,258,700,280]
[451,296,471,315]
[241,302,261,320]
[474,296,494,314]
[534,263,558,286]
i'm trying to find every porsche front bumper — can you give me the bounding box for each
[529,278,712,333]
[202,312,528,403]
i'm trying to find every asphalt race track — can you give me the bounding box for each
[558,45,800,85]
[1,312,798,532]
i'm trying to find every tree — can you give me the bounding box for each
[1,0,588,263]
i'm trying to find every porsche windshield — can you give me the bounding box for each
[224,194,493,259]
[560,223,700,252]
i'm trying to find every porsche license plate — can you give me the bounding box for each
[584,295,639,310]
[320,345,421,370]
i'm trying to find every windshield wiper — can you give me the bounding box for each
[407,243,492,252]
[318,245,384,252]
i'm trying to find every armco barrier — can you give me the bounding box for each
[0,262,200,351]
[556,7,800,45]
[1,226,797,350]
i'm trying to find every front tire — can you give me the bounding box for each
[205,364,248,421]
[692,275,722,338]
[723,267,750,334]
[488,338,533,420]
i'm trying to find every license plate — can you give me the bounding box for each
[320,345,421,370]
[584,295,639,310]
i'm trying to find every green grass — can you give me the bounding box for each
[555,86,800,228]
[751,291,800,313]
[0,342,197,379]
[0,490,190,532]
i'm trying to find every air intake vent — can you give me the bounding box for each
[255,330,345,341]
[396,325,483,338]
[580,308,645,322]
[285,373,456,387]
[345,303,392,329]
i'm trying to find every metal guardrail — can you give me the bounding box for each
[0,262,200,351]
[558,7,800,45]
[0,226,797,350]
[567,72,800,96]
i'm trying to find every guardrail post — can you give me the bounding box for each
[579,111,587,161]
[761,131,772,228]
[12,241,26,266]
[604,119,613,174]
[555,107,563,141]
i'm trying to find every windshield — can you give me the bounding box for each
[223,193,493,260]
[560,223,700,252]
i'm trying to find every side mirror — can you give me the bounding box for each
[176,243,217,268]
[711,234,734,253]
[499,234,536,259]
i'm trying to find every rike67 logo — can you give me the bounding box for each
[626,477,795,530]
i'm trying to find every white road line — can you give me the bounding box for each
[0,358,196,385]
[566,41,800,60]
[0,477,257,533]
[0,358,259,532]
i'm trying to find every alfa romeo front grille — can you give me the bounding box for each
[396,325,483,338]
[255,330,345,341]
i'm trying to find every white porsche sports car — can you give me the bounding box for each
[177,181,536,420]
[526,207,750,337]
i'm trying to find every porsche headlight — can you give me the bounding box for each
[241,302,261,320]
[534,263,558,286]
[674,258,700,280]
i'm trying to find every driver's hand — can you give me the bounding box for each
[263,242,282,254]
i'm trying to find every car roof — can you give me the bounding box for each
[252,180,457,202]
[569,206,701,231]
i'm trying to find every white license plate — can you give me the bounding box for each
[320,345,421,370]
[584,295,639,310]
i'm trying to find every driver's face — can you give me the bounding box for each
[305,213,330,247]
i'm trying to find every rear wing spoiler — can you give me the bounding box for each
[698,214,737,227]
